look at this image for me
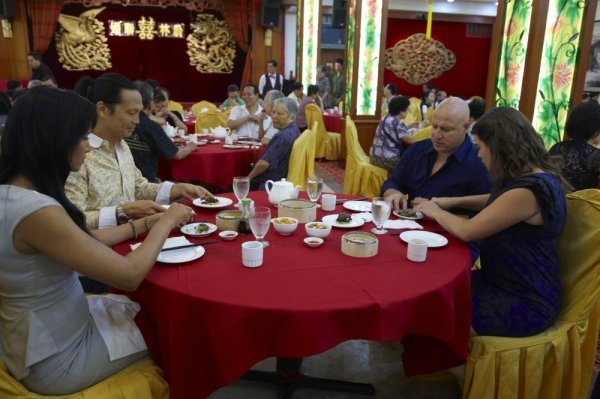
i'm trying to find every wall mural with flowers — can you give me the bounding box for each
[494,0,533,108]
[356,0,383,116]
[300,0,320,89]
[532,0,586,147]
[344,0,356,115]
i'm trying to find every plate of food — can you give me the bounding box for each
[322,213,365,229]
[192,195,233,209]
[343,201,372,212]
[393,209,424,220]
[180,222,217,237]
[399,231,448,248]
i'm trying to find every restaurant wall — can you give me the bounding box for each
[44,4,246,102]
[384,18,491,99]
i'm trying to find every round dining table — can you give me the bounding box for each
[323,112,343,133]
[157,142,264,190]
[114,192,472,399]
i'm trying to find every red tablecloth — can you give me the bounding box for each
[158,143,263,190]
[114,192,472,399]
[184,117,196,132]
[323,113,343,133]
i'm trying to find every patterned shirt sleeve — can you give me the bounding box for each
[65,163,101,229]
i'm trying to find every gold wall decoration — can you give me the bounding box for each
[384,33,456,85]
[137,16,157,40]
[55,7,112,71]
[186,14,236,74]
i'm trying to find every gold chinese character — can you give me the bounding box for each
[158,23,170,37]
[172,24,184,38]
[137,16,156,40]
[109,20,122,36]
[123,21,135,36]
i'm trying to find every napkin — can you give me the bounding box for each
[130,236,191,251]
[87,294,147,361]
[353,212,373,222]
[382,220,423,230]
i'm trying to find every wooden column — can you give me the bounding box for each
[0,1,31,79]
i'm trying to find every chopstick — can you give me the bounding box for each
[390,230,447,236]
[335,197,368,204]
[160,242,218,252]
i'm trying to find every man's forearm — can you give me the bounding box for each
[248,160,270,181]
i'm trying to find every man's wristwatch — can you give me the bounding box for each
[116,206,129,225]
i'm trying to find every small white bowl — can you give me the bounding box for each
[304,237,324,248]
[271,217,299,236]
[219,230,239,241]
[305,222,332,238]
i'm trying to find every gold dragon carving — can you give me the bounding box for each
[384,33,456,85]
[55,7,112,71]
[186,14,236,74]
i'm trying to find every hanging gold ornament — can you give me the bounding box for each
[55,7,112,71]
[186,14,236,74]
[384,33,455,85]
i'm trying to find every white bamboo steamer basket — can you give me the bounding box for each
[277,199,317,223]
[341,232,379,258]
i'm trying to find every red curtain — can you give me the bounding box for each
[222,0,252,86]
[27,0,62,53]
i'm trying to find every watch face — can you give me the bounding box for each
[117,207,128,224]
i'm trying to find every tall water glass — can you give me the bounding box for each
[371,197,391,235]
[306,176,323,206]
[233,176,250,205]
[250,207,271,247]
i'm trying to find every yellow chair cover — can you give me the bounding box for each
[287,124,316,190]
[167,100,184,113]
[402,97,423,126]
[0,356,169,399]
[342,117,388,198]
[464,189,600,399]
[305,104,341,160]
[410,126,432,142]
[190,101,217,116]
[195,111,228,133]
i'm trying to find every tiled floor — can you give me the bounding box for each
[208,340,462,399]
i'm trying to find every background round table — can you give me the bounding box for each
[114,192,472,399]
[157,142,263,190]
[323,113,343,133]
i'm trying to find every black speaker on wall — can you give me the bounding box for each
[261,0,281,28]
[0,0,16,19]
[332,0,347,28]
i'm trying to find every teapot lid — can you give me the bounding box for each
[273,178,292,186]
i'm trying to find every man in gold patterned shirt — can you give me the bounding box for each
[66,73,209,229]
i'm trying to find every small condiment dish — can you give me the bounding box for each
[304,237,324,248]
[219,230,239,241]
[271,217,299,236]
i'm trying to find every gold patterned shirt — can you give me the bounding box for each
[65,134,173,229]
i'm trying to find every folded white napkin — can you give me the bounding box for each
[382,220,423,230]
[87,294,147,361]
[130,236,191,251]
[353,212,373,222]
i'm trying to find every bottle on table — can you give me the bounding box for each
[239,198,252,234]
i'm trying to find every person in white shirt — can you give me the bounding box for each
[287,81,304,106]
[227,84,264,139]
[258,59,284,98]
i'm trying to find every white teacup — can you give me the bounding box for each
[407,238,428,262]
[201,128,209,135]
[225,136,234,145]
[242,241,263,268]
[321,194,336,211]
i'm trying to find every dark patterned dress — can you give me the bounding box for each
[471,173,567,337]
[549,138,600,190]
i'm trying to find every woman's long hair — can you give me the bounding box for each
[472,107,572,192]
[0,87,96,231]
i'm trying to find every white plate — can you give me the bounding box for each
[192,197,233,209]
[343,201,372,212]
[223,144,249,149]
[399,231,448,248]
[180,222,217,237]
[322,214,365,229]
[393,209,424,220]
[157,245,205,264]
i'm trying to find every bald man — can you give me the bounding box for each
[381,97,491,213]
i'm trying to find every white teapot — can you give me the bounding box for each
[265,178,301,206]
[210,126,231,139]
